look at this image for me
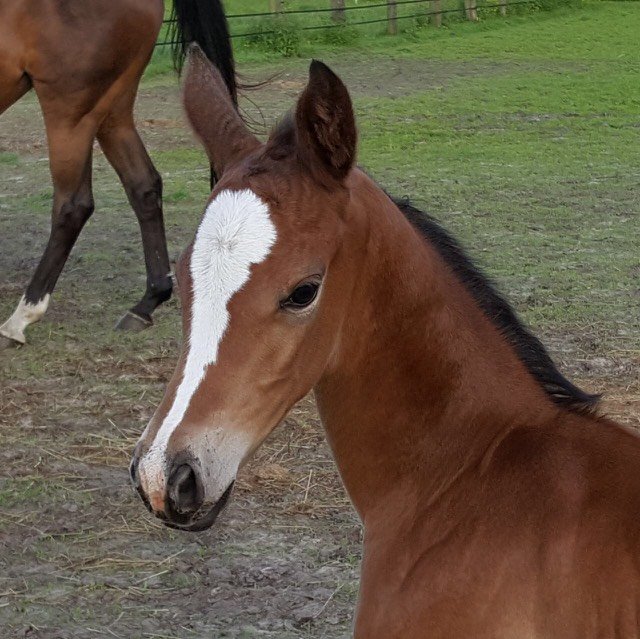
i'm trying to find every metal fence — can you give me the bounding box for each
[156,0,543,46]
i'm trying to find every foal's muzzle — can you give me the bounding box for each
[130,451,234,531]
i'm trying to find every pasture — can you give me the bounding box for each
[1,2,639,637]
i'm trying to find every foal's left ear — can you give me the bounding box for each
[295,61,357,182]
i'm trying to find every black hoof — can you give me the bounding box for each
[0,334,23,351]
[115,311,153,333]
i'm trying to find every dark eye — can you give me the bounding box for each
[281,281,320,310]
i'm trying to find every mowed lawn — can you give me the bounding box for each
[0,2,639,637]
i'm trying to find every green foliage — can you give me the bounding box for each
[248,16,302,57]
[524,0,583,10]
[540,0,583,7]
[153,0,587,65]
[321,23,360,47]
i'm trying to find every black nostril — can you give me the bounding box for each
[167,463,204,518]
[130,451,153,514]
[129,455,140,486]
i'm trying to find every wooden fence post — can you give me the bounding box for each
[269,0,283,14]
[431,0,442,27]
[499,0,507,16]
[387,0,398,35]
[464,0,478,21]
[332,0,346,23]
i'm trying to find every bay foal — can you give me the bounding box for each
[0,0,236,349]
[132,48,640,637]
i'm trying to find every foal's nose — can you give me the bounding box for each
[130,448,205,523]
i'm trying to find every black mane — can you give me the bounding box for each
[394,197,600,414]
[264,114,599,414]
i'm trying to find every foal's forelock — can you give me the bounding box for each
[137,189,277,501]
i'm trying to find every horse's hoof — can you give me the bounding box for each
[115,311,153,333]
[0,334,22,351]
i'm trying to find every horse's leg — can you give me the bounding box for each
[0,51,32,114]
[97,112,173,332]
[0,73,31,114]
[0,121,95,349]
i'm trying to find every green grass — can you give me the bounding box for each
[2,0,637,374]
[147,1,640,347]
[2,1,637,375]
[0,151,20,166]
[354,5,639,327]
[152,0,585,67]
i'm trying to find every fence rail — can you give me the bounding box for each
[156,0,547,47]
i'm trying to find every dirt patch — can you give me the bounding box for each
[0,355,361,638]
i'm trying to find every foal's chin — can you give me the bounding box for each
[164,481,235,532]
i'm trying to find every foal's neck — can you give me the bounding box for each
[314,175,558,523]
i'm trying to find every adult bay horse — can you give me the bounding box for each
[0,0,237,349]
[132,47,640,637]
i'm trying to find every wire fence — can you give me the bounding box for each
[155,0,542,46]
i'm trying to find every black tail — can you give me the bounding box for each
[170,0,237,104]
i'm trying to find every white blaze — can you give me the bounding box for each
[139,189,277,492]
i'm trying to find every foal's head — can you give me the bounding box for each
[132,48,361,530]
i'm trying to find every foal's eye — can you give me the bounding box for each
[281,280,320,311]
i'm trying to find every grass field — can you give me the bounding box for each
[156,0,583,63]
[1,2,639,637]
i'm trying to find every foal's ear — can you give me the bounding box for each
[295,61,357,182]
[182,45,261,180]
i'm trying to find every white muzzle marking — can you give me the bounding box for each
[138,189,277,504]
